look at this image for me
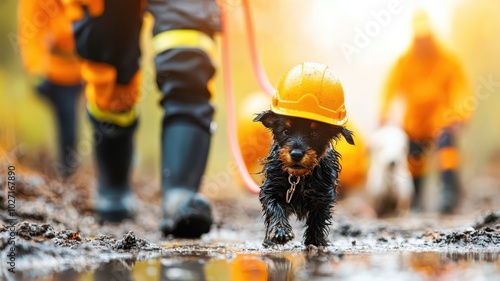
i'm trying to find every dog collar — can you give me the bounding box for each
[286,175,301,204]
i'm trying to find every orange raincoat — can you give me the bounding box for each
[18,0,81,85]
[380,24,471,140]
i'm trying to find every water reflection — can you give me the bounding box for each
[445,251,500,262]
[30,251,500,281]
[94,260,134,281]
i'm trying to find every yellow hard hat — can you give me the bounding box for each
[271,62,348,126]
[412,9,432,38]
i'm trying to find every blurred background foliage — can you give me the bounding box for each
[1,0,499,201]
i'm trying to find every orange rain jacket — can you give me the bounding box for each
[380,37,471,140]
[18,0,81,85]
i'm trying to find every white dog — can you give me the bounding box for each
[366,125,414,217]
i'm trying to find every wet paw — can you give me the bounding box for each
[306,244,318,252]
[268,225,294,245]
[262,239,276,248]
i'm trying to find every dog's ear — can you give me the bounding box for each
[253,110,276,129]
[341,127,355,145]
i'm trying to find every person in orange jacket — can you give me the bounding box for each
[18,0,83,179]
[380,11,472,214]
[62,0,220,237]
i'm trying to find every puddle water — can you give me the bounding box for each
[17,251,500,281]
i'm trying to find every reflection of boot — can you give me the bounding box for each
[37,80,82,179]
[411,177,422,211]
[160,120,212,238]
[439,169,460,214]
[89,114,137,222]
[94,260,132,281]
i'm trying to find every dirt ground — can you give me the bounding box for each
[1,168,500,280]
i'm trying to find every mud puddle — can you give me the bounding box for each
[14,250,500,281]
[2,173,500,280]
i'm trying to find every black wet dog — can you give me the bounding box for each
[254,110,354,247]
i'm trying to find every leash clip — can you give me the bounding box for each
[286,175,301,204]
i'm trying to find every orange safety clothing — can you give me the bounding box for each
[18,0,81,85]
[380,36,471,140]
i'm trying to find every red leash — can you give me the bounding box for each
[241,0,276,97]
[220,3,261,194]
[220,0,279,193]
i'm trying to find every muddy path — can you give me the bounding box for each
[1,172,500,280]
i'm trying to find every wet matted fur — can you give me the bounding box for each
[254,110,354,246]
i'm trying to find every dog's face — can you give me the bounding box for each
[254,110,354,177]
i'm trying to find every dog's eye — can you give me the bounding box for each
[310,131,319,139]
[283,129,291,136]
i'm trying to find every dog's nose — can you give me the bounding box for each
[290,149,305,162]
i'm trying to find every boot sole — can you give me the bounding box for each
[161,213,212,239]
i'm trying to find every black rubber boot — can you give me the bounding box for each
[411,177,423,211]
[160,120,213,238]
[439,169,460,214]
[37,80,82,179]
[89,114,137,222]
